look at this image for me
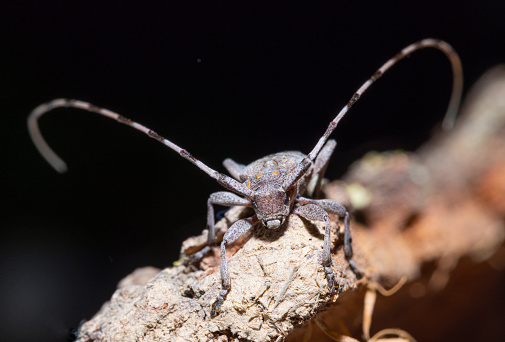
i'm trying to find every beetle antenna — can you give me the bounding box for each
[307,38,463,162]
[27,99,252,197]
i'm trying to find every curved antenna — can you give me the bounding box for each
[307,38,463,162]
[27,99,253,198]
[283,39,463,191]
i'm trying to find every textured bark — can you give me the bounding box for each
[77,66,505,342]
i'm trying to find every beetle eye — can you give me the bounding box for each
[283,193,289,205]
[251,200,257,208]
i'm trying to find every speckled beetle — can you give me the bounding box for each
[28,39,462,317]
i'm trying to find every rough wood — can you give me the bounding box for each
[76,66,505,342]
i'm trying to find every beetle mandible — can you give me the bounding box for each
[28,39,463,317]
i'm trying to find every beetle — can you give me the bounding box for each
[28,38,462,317]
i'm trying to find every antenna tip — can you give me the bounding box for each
[52,161,68,174]
[441,115,456,131]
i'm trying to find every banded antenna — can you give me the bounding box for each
[28,39,462,183]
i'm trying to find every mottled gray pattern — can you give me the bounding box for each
[204,140,363,316]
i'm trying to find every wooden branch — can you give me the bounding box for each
[76,66,505,342]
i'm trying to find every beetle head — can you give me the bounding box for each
[250,181,295,229]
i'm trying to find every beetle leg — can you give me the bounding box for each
[206,191,251,245]
[294,204,338,295]
[223,158,247,181]
[297,197,362,280]
[211,216,256,317]
[186,192,250,265]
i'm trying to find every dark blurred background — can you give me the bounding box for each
[2,2,505,342]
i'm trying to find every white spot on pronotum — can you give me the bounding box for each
[196,58,202,63]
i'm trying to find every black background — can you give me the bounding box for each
[2,2,505,342]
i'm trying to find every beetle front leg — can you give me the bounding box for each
[298,197,362,279]
[207,191,251,245]
[211,216,256,317]
[187,192,250,264]
[293,204,338,295]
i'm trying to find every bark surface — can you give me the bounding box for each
[77,66,505,342]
